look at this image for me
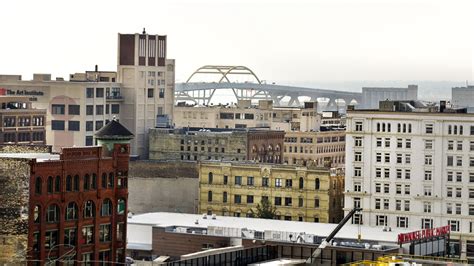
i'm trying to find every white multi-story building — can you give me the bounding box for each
[361,85,418,109]
[344,100,474,259]
[452,85,474,109]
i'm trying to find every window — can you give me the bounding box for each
[425,155,432,165]
[425,140,433,150]
[383,199,389,210]
[86,105,93,115]
[47,176,53,193]
[247,176,254,186]
[376,183,381,193]
[208,172,213,184]
[275,197,283,206]
[299,177,304,189]
[96,120,104,130]
[456,187,462,198]
[376,215,387,226]
[405,154,411,164]
[384,183,390,193]
[223,192,227,203]
[247,195,254,204]
[285,179,292,188]
[159,88,165,98]
[384,153,390,163]
[35,177,42,194]
[315,178,320,189]
[424,186,432,196]
[47,204,59,223]
[396,184,401,194]
[51,120,65,130]
[234,195,242,204]
[376,168,382,178]
[101,199,112,216]
[99,224,112,242]
[68,121,80,131]
[422,218,433,229]
[385,138,391,148]
[262,177,269,187]
[33,205,41,223]
[45,230,58,249]
[82,226,94,244]
[147,88,154,98]
[469,204,474,216]
[354,137,363,147]
[65,202,78,220]
[96,105,104,115]
[111,104,120,114]
[457,156,463,167]
[208,191,213,202]
[52,104,65,115]
[108,173,114,188]
[405,184,410,195]
[355,121,363,131]
[384,168,390,178]
[84,200,95,218]
[275,178,282,187]
[376,153,382,163]
[354,167,362,177]
[86,88,94,98]
[449,220,460,232]
[457,141,463,151]
[64,228,76,246]
[353,197,361,208]
[223,175,228,185]
[376,138,382,147]
[425,124,433,134]
[424,171,432,181]
[314,198,320,208]
[96,87,104,98]
[405,169,411,179]
[352,213,363,225]
[354,152,362,162]
[397,217,409,228]
[405,139,411,148]
[456,203,462,215]
[85,136,93,146]
[235,176,242,185]
[424,202,432,213]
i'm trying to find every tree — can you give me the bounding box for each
[251,197,276,219]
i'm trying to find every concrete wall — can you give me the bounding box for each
[128,161,199,214]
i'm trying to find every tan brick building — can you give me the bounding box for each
[198,162,344,223]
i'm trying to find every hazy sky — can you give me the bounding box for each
[0,0,472,84]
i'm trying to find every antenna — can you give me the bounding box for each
[142,28,146,34]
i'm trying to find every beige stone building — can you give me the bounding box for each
[149,127,284,163]
[198,161,344,223]
[174,100,321,132]
[283,130,346,167]
[0,30,175,158]
[0,73,121,151]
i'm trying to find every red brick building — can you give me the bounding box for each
[27,120,133,265]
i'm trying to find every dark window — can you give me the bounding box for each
[66,175,72,191]
[234,195,241,204]
[159,88,165,98]
[46,204,59,223]
[35,177,42,194]
[65,202,78,220]
[33,206,40,223]
[51,120,65,130]
[247,195,254,203]
[101,199,112,216]
[299,177,304,189]
[148,88,154,98]
[244,113,254,119]
[315,178,320,190]
[64,228,76,246]
[47,176,53,193]
[96,88,104,98]
[106,104,110,114]
[223,192,228,203]
[96,105,104,115]
[208,172,213,184]
[82,226,94,244]
[108,173,114,188]
[68,121,80,131]
[68,105,80,115]
[51,104,65,115]
[86,121,93,131]
[99,224,112,242]
[91,174,97,190]
[54,176,60,192]
[85,136,93,146]
[86,88,94,98]
[208,191,213,202]
[73,175,79,191]
[86,105,93,115]
[96,121,104,130]
[111,104,120,114]
[83,174,90,190]
[117,199,126,215]
[45,230,58,249]
[223,175,228,185]
[84,201,95,218]
[101,173,107,188]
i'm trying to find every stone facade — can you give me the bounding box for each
[283,130,345,168]
[149,128,284,163]
[198,162,344,223]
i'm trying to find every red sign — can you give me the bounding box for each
[0,88,6,95]
[397,225,450,245]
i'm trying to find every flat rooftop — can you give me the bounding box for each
[0,152,59,162]
[128,212,408,244]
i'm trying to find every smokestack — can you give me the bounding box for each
[95,65,98,72]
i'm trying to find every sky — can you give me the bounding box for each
[0,0,472,89]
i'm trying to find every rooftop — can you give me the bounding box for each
[0,152,59,162]
[95,120,134,139]
[128,212,408,245]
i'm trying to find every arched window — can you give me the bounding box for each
[108,173,114,188]
[101,199,112,216]
[73,175,79,191]
[208,191,213,202]
[35,177,42,194]
[55,176,61,192]
[33,205,41,223]
[299,177,304,189]
[223,191,228,203]
[91,174,97,190]
[46,204,59,223]
[315,178,320,190]
[208,172,213,184]
[117,198,126,215]
[84,200,95,218]
[83,174,90,191]
[47,176,53,194]
[66,175,72,192]
[65,202,78,220]
[101,173,107,189]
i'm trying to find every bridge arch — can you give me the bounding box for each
[185,65,261,84]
